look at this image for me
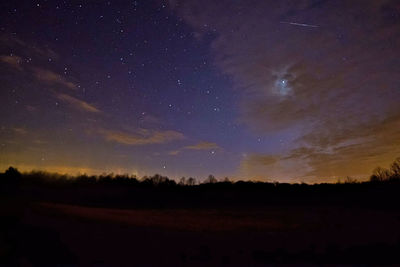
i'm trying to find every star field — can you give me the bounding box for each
[0,0,399,182]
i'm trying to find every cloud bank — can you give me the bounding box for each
[170,0,400,180]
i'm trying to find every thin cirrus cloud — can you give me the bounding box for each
[170,0,400,180]
[0,54,76,91]
[1,36,77,91]
[57,93,101,113]
[33,68,76,90]
[0,55,23,70]
[99,128,185,146]
[243,155,278,167]
[168,141,221,155]
[184,141,220,150]
[168,150,180,155]
[0,34,59,61]
[12,127,28,135]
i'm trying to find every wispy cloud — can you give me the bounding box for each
[25,105,37,112]
[34,68,76,89]
[57,94,101,113]
[285,112,400,178]
[168,141,221,156]
[12,127,27,135]
[99,128,185,146]
[168,150,180,155]
[0,55,23,70]
[184,141,220,150]
[0,34,59,60]
[243,154,278,166]
[171,0,400,180]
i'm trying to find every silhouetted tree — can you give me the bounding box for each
[390,157,400,179]
[76,174,96,185]
[222,177,231,183]
[204,174,217,184]
[5,167,21,179]
[1,167,21,192]
[187,177,196,186]
[179,177,186,186]
[370,167,390,182]
[345,176,357,184]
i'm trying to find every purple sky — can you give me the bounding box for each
[1,0,399,182]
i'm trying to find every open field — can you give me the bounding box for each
[1,168,400,265]
[2,200,400,265]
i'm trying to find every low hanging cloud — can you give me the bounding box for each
[99,128,185,146]
[57,94,101,113]
[170,0,400,180]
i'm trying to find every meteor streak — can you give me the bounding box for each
[280,21,319,28]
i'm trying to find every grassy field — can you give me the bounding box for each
[1,200,399,265]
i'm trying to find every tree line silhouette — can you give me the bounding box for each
[2,157,399,187]
[370,157,400,182]
[1,157,399,209]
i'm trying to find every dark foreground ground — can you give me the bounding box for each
[1,171,400,265]
[2,202,400,266]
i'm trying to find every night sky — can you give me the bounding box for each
[1,0,399,182]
